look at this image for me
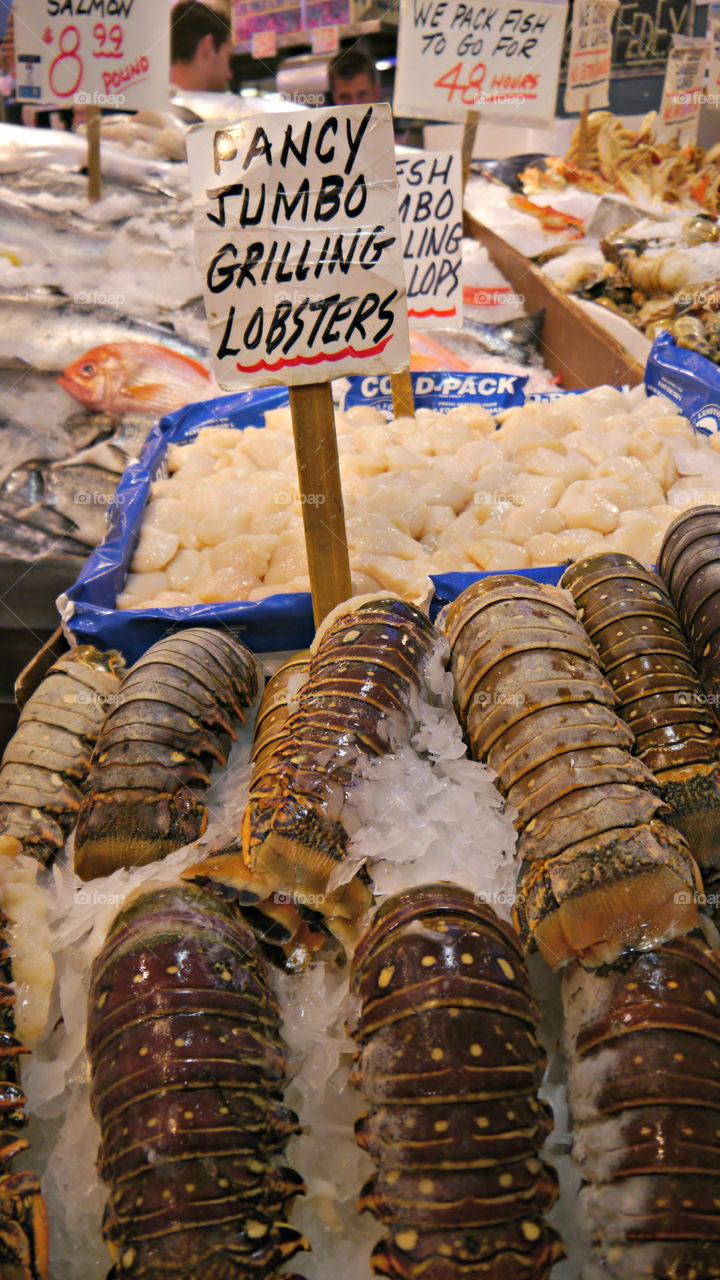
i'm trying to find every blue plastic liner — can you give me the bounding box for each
[61,387,317,665]
[62,375,543,665]
[429,566,567,623]
[645,331,720,435]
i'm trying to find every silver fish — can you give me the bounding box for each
[6,462,119,548]
[0,122,187,196]
[0,186,115,270]
[51,413,155,473]
[0,287,209,371]
[0,410,76,490]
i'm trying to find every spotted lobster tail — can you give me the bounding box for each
[440,574,703,968]
[562,552,720,867]
[563,931,720,1278]
[242,598,445,942]
[0,905,49,1280]
[349,884,565,1279]
[87,883,308,1280]
[74,628,259,881]
[0,645,125,865]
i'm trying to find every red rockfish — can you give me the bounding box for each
[59,342,213,414]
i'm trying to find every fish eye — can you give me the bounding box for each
[81,362,96,376]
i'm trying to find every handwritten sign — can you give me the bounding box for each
[564,0,618,110]
[395,148,462,328]
[658,35,710,139]
[393,0,568,122]
[13,0,168,109]
[186,106,410,390]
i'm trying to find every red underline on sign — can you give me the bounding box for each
[408,306,458,318]
[238,335,393,373]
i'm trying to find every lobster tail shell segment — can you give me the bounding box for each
[87,882,308,1280]
[562,551,720,867]
[563,933,720,1279]
[0,905,49,1280]
[658,505,720,703]
[0,645,126,865]
[350,884,564,1280]
[73,628,259,881]
[441,575,703,969]
[242,598,444,942]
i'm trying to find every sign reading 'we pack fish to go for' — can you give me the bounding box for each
[395,148,463,327]
[14,0,169,110]
[393,0,568,122]
[186,106,410,390]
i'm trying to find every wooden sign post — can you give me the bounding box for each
[186,107,411,626]
[289,382,352,624]
[14,0,169,204]
[86,104,102,204]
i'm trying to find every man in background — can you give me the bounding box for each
[327,46,380,105]
[170,2,234,93]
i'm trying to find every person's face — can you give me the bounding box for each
[332,72,378,105]
[202,34,233,91]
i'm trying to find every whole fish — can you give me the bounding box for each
[0,414,71,491]
[462,311,546,363]
[0,288,209,371]
[59,342,213,415]
[0,186,113,271]
[5,462,119,548]
[0,122,187,195]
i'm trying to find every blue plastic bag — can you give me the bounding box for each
[645,332,720,435]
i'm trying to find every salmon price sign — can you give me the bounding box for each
[393,0,568,121]
[186,106,410,390]
[14,0,169,109]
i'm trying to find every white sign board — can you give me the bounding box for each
[187,106,410,390]
[395,148,462,328]
[564,0,618,112]
[13,0,169,110]
[658,35,711,139]
[393,0,568,122]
